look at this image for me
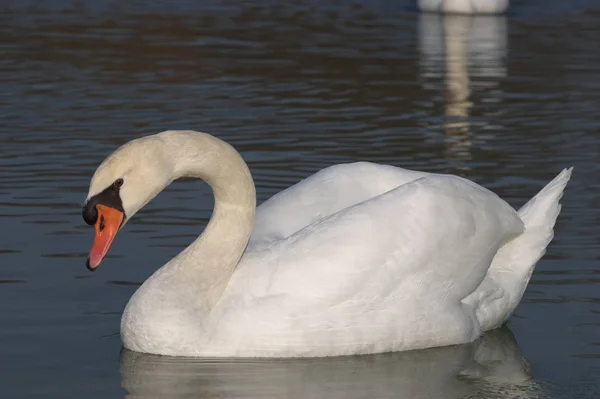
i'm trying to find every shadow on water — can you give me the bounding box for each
[120,327,547,399]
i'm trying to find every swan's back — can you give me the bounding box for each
[250,162,429,248]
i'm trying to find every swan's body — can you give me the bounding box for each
[417,0,509,14]
[83,130,571,357]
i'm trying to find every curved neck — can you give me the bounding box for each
[158,131,256,310]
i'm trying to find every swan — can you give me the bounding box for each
[417,0,510,14]
[82,130,572,357]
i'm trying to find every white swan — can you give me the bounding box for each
[417,0,510,14]
[82,130,571,357]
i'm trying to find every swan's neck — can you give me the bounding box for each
[158,131,256,311]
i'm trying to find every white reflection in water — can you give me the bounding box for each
[418,14,507,170]
[121,327,545,399]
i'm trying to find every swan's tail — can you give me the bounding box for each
[513,167,573,271]
[470,167,573,331]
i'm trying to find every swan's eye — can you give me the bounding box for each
[114,178,124,188]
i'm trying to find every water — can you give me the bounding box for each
[1,0,599,397]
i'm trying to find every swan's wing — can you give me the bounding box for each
[235,174,524,310]
[249,162,429,248]
[214,174,525,356]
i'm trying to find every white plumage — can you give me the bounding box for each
[85,130,571,357]
[418,0,510,14]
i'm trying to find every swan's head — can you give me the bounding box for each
[82,135,172,271]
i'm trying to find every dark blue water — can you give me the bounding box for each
[1,0,599,397]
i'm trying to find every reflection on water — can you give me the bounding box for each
[419,14,507,170]
[121,327,544,399]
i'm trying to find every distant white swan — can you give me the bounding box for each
[82,130,571,357]
[418,0,510,14]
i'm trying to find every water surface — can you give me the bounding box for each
[1,0,599,398]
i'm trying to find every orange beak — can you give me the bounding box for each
[87,204,124,271]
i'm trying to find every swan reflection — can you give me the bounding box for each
[121,327,543,399]
[418,13,507,170]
